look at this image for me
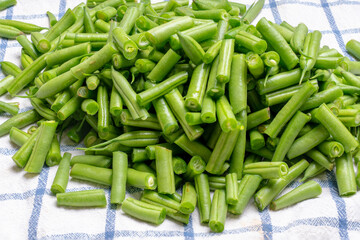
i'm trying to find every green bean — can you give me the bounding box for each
[183,155,206,180]
[121,197,166,225]
[96,6,117,21]
[270,180,322,210]
[0,0,16,11]
[119,6,140,34]
[235,31,267,54]
[249,128,265,150]
[131,148,148,163]
[165,88,204,141]
[287,124,330,159]
[244,162,289,179]
[110,151,127,204]
[12,127,40,168]
[0,100,18,115]
[119,109,161,130]
[70,155,111,168]
[45,8,76,41]
[263,80,319,107]
[246,52,264,79]
[0,109,41,137]
[46,43,91,67]
[16,35,39,60]
[145,16,194,45]
[9,127,30,147]
[256,17,298,70]
[242,0,264,23]
[184,112,202,126]
[209,189,227,233]
[317,141,344,159]
[57,189,106,208]
[112,67,149,120]
[272,111,310,162]
[290,23,308,54]
[315,104,358,153]
[136,15,159,31]
[0,23,23,39]
[24,121,58,173]
[30,98,57,120]
[247,107,270,130]
[194,173,211,223]
[216,39,234,83]
[305,149,334,171]
[300,162,327,182]
[155,146,175,194]
[336,153,357,197]
[57,95,82,121]
[137,71,188,106]
[346,39,360,60]
[206,56,225,99]
[180,182,197,214]
[254,159,309,210]
[147,49,181,83]
[203,40,221,64]
[174,134,211,163]
[228,174,262,214]
[170,22,217,50]
[257,68,310,95]
[51,152,71,194]
[215,95,237,133]
[265,81,317,138]
[225,173,238,205]
[185,63,210,111]
[8,53,48,96]
[177,31,205,65]
[45,134,61,167]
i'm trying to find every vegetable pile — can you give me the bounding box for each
[2,0,360,233]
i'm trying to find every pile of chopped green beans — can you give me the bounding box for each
[2,0,360,233]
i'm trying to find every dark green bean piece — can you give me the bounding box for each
[263,80,318,107]
[249,128,265,150]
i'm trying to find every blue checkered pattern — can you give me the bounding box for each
[1,0,360,239]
